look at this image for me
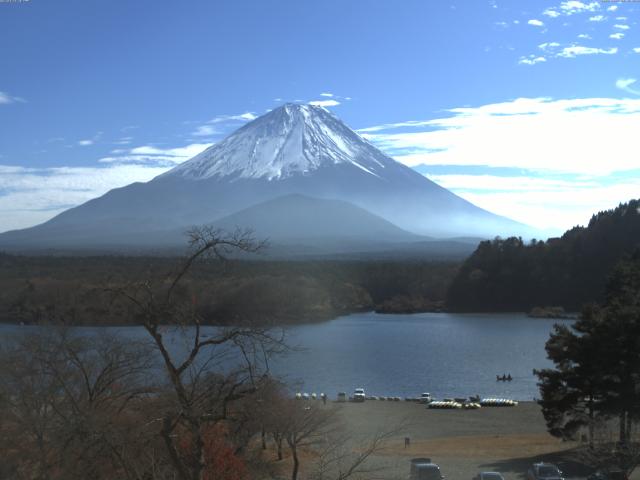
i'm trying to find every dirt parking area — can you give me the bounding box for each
[329,401,637,480]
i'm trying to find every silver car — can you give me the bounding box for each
[527,463,564,480]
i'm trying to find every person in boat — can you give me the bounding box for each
[507,374,512,381]
[501,374,507,381]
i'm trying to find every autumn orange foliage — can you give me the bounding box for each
[178,423,247,480]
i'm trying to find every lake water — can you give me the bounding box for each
[272,312,567,401]
[0,312,568,401]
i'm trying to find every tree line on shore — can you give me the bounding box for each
[446,199,640,312]
[0,251,457,326]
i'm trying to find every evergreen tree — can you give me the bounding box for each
[535,251,640,445]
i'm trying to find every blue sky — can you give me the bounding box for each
[1,0,639,234]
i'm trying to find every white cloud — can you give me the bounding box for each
[634,47,640,53]
[614,24,630,30]
[0,91,25,104]
[616,78,640,95]
[559,1,600,14]
[113,136,133,145]
[235,112,257,121]
[77,131,103,147]
[557,45,617,57]
[543,8,561,17]
[359,97,640,230]
[0,164,170,232]
[607,5,618,11]
[308,99,341,107]
[207,112,257,125]
[438,177,640,231]
[577,33,592,39]
[188,111,257,139]
[359,97,640,176]
[539,42,561,51]
[610,32,625,40]
[320,92,334,97]
[519,55,547,65]
[192,125,218,137]
[528,19,545,26]
[589,15,606,21]
[100,143,212,166]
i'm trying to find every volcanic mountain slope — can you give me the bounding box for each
[0,103,526,251]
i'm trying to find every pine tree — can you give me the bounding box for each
[535,251,640,445]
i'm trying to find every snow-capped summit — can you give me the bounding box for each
[165,103,393,181]
[0,103,531,252]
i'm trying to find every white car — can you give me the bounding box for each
[420,392,432,404]
[353,388,366,402]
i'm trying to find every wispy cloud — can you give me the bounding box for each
[0,164,170,232]
[559,1,600,14]
[359,97,640,176]
[614,24,630,30]
[359,97,640,230]
[539,42,561,51]
[77,132,103,147]
[188,111,257,139]
[0,91,25,104]
[208,112,257,124]
[319,92,334,97]
[557,45,617,57]
[113,136,133,145]
[542,1,601,18]
[520,42,618,64]
[192,125,218,137]
[589,15,606,22]
[519,55,547,65]
[99,143,211,166]
[308,99,341,107]
[609,32,625,40]
[439,176,640,231]
[616,78,640,95]
[543,8,561,17]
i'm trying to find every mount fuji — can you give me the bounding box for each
[0,103,526,254]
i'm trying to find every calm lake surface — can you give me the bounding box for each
[0,312,568,401]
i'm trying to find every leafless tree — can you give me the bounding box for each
[309,416,406,480]
[106,226,287,480]
[0,329,156,480]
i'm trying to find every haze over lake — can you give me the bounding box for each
[1,312,565,401]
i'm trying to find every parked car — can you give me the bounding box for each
[337,392,347,402]
[409,458,444,480]
[353,388,366,402]
[587,469,628,480]
[527,463,564,480]
[474,472,505,480]
[420,392,432,403]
